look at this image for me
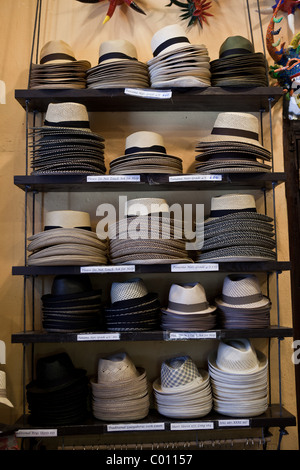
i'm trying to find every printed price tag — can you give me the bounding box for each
[80,266,135,273]
[169,175,222,182]
[171,263,219,272]
[218,419,250,427]
[168,332,217,340]
[107,423,165,432]
[77,333,120,341]
[124,88,172,99]
[86,175,140,182]
[16,429,58,437]
[170,422,214,431]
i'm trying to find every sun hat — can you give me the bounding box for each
[0,371,13,408]
[162,283,216,316]
[200,112,264,149]
[44,210,91,231]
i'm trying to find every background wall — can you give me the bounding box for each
[0,0,298,450]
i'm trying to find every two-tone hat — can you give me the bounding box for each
[215,275,271,329]
[148,24,211,88]
[90,352,150,421]
[196,193,275,262]
[26,352,88,426]
[27,210,108,266]
[153,355,213,418]
[109,131,183,175]
[29,40,91,89]
[208,339,268,417]
[161,282,216,331]
[30,102,106,175]
[86,40,149,89]
[104,278,160,331]
[210,36,268,87]
[41,274,103,333]
[108,197,193,265]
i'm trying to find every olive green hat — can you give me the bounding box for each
[219,35,255,59]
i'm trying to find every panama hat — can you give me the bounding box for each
[216,275,270,310]
[0,371,13,408]
[125,197,170,216]
[110,278,148,303]
[162,283,216,316]
[42,102,91,130]
[219,36,255,59]
[98,39,139,65]
[150,24,205,59]
[44,210,91,230]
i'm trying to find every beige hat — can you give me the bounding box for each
[151,24,193,58]
[125,197,170,216]
[39,40,77,65]
[43,102,91,131]
[216,275,270,310]
[98,39,138,65]
[162,283,216,315]
[215,339,262,374]
[0,371,13,408]
[44,210,91,230]
[96,353,141,383]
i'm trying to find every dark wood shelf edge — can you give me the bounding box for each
[14,406,296,437]
[14,87,284,112]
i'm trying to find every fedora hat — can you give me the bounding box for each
[162,283,216,316]
[212,339,264,375]
[125,197,170,216]
[0,371,13,408]
[96,353,142,383]
[42,102,91,131]
[44,210,91,231]
[216,275,270,310]
[98,39,138,65]
[38,40,78,65]
[26,352,86,394]
[151,24,198,58]
[200,112,264,149]
[110,278,148,304]
[219,35,255,59]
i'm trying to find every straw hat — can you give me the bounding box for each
[44,210,91,230]
[212,339,264,375]
[0,371,13,408]
[151,24,196,58]
[160,356,201,389]
[216,275,270,310]
[96,353,141,383]
[98,39,138,64]
[219,36,255,59]
[42,102,91,131]
[110,278,148,304]
[162,283,216,315]
[39,40,78,65]
[200,112,263,148]
[125,197,170,216]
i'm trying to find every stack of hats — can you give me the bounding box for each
[147,24,211,88]
[209,35,268,87]
[26,352,89,426]
[215,275,271,329]
[104,278,160,331]
[90,352,150,421]
[109,131,183,175]
[41,274,103,333]
[0,371,13,408]
[29,40,91,89]
[208,339,269,417]
[27,210,108,266]
[108,197,193,264]
[86,39,149,89]
[196,193,276,262]
[161,282,216,331]
[30,102,106,175]
[194,112,272,174]
[153,355,213,419]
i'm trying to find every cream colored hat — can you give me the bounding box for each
[0,371,13,408]
[44,210,91,230]
[215,339,262,374]
[98,39,138,65]
[43,102,91,131]
[96,353,140,383]
[124,131,168,156]
[216,275,270,309]
[162,282,216,315]
[39,40,77,65]
[110,278,148,304]
[200,112,263,148]
[125,197,170,216]
[151,24,193,58]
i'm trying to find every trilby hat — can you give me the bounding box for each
[150,24,203,59]
[219,35,255,59]
[110,278,148,304]
[125,197,170,216]
[44,210,91,230]
[162,282,216,316]
[42,102,91,131]
[98,39,138,65]
[215,274,270,310]
[96,352,143,383]
[38,40,82,65]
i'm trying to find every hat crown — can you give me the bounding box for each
[97,353,139,383]
[161,356,200,388]
[213,112,258,134]
[219,35,254,59]
[222,274,262,299]
[45,210,91,229]
[125,197,170,216]
[210,193,256,213]
[39,40,76,64]
[44,102,90,127]
[110,278,148,303]
[125,131,166,153]
[99,39,138,63]
[168,282,208,306]
[51,274,93,296]
[216,339,259,373]
[151,24,190,57]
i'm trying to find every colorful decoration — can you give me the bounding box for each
[267,0,300,91]
[166,0,213,27]
[76,0,146,24]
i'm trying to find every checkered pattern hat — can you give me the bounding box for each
[161,356,200,388]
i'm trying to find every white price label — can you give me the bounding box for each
[124,88,172,99]
[107,423,165,432]
[171,263,219,272]
[77,333,120,341]
[169,175,222,182]
[170,422,214,431]
[80,265,135,273]
[168,332,217,340]
[218,419,250,427]
[87,175,140,182]
[16,429,58,437]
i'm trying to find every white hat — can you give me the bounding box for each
[44,210,91,230]
[98,39,138,64]
[124,131,168,156]
[216,275,270,309]
[0,371,13,408]
[151,24,193,58]
[162,283,216,315]
[214,339,263,374]
[96,353,141,383]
